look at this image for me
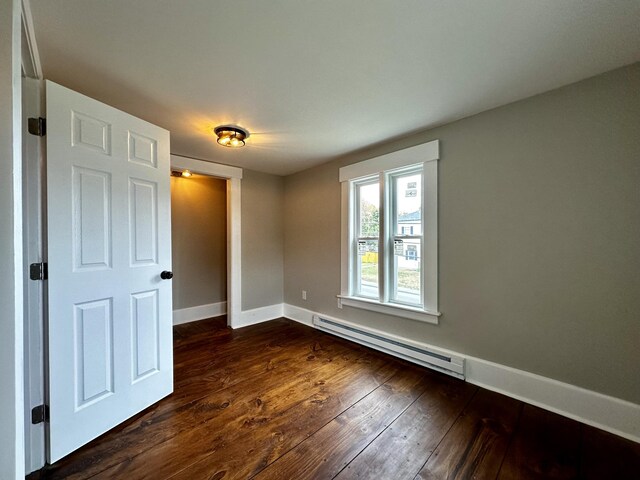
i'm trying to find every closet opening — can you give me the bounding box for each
[171,172,228,324]
[169,154,243,328]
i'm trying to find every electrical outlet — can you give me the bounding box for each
[302,290,307,300]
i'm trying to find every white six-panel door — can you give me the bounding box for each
[46,81,173,462]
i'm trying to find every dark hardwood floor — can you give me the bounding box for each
[29,317,640,479]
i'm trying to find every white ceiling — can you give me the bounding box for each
[31,0,640,175]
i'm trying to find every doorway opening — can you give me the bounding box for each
[169,155,243,328]
[170,172,228,324]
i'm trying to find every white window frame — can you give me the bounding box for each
[338,140,440,324]
[352,177,381,300]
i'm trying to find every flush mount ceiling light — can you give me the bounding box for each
[214,125,249,148]
[171,169,192,178]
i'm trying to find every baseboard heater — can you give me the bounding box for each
[312,314,465,379]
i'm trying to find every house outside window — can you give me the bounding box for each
[338,141,440,324]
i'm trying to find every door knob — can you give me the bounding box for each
[160,271,173,280]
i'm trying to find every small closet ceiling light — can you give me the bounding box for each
[171,169,192,178]
[214,125,249,148]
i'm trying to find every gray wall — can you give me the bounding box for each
[283,63,640,404]
[171,175,227,310]
[242,169,285,310]
[0,0,24,477]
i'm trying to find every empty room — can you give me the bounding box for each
[1,0,640,479]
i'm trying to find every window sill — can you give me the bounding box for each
[336,295,440,325]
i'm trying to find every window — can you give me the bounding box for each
[339,140,440,324]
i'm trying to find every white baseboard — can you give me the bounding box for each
[282,303,640,444]
[232,303,284,329]
[283,303,314,326]
[465,356,640,443]
[173,301,226,325]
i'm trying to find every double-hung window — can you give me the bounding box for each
[339,140,440,324]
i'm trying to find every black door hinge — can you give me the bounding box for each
[28,117,46,136]
[31,404,49,424]
[29,262,48,281]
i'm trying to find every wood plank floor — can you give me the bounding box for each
[29,317,640,480]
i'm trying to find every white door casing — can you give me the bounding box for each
[168,154,242,328]
[23,76,46,473]
[46,81,173,462]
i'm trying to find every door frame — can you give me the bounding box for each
[22,75,46,474]
[21,0,45,473]
[170,154,243,328]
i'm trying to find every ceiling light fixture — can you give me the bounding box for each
[171,169,192,178]
[214,125,248,148]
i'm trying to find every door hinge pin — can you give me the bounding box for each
[28,117,46,137]
[31,404,49,424]
[29,262,48,281]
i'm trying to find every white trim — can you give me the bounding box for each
[339,181,350,299]
[466,356,640,444]
[282,303,640,444]
[283,303,314,326]
[20,0,41,79]
[20,3,42,471]
[336,295,440,324]
[423,159,438,311]
[339,140,439,182]
[169,155,242,329]
[21,76,45,474]
[170,154,242,179]
[227,177,242,328]
[234,304,284,329]
[172,302,226,325]
[1,0,26,477]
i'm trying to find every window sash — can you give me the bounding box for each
[350,165,424,309]
[387,167,423,307]
[389,237,422,306]
[352,176,380,299]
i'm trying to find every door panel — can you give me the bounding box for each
[131,289,160,382]
[72,166,112,270]
[74,299,114,407]
[71,111,112,154]
[46,80,172,462]
[128,131,157,168]
[129,178,158,266]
